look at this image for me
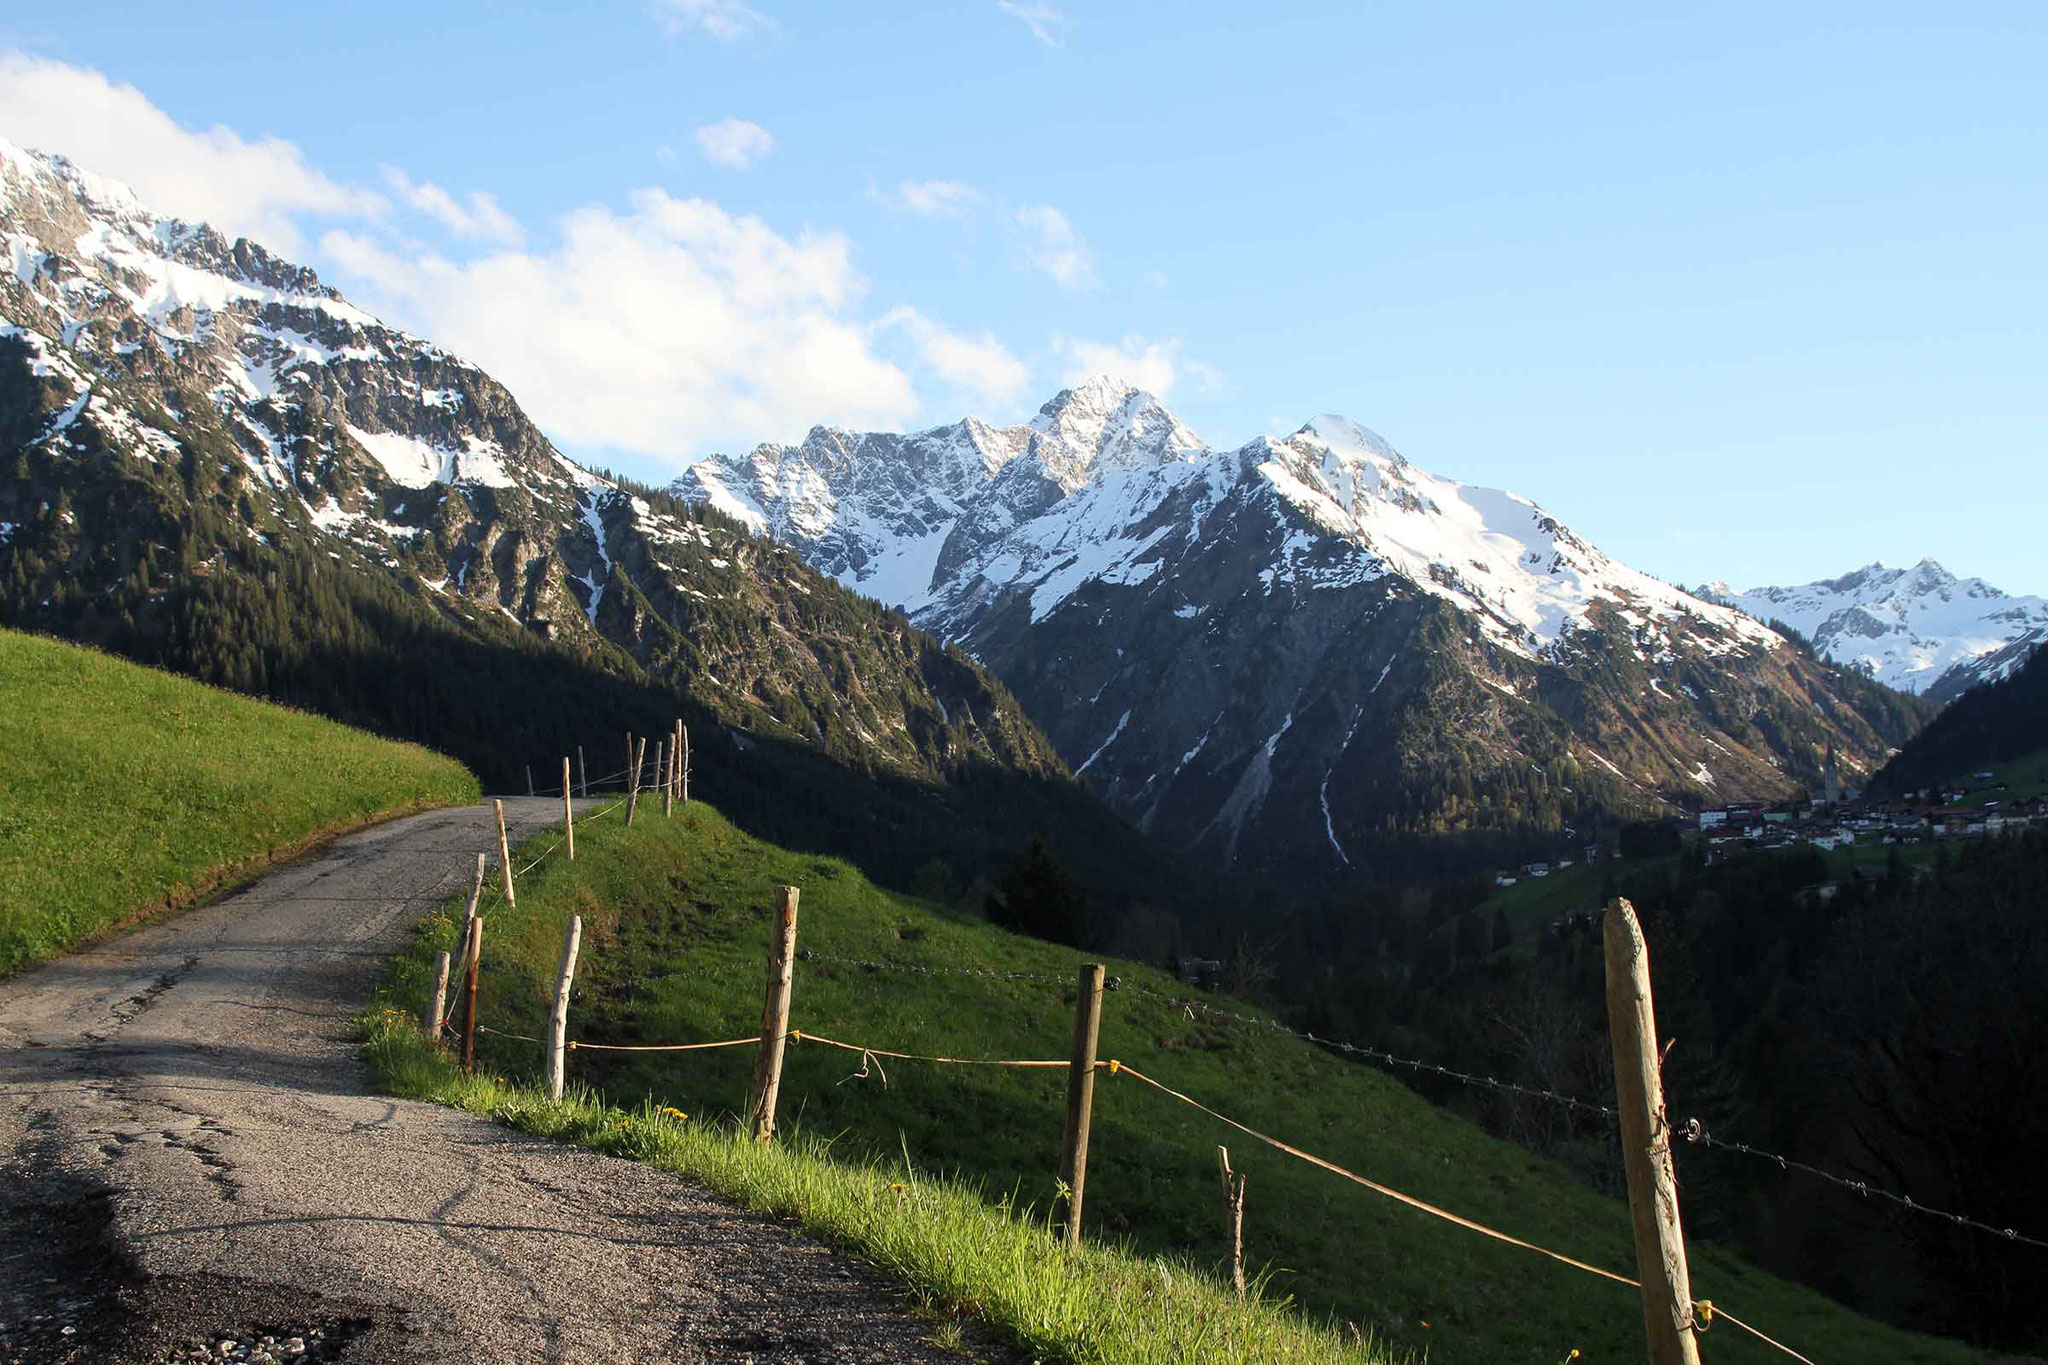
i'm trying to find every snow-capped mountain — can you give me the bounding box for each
[680,383,1929,881]
[0,136,1061,787]
[1702,562,2048,703]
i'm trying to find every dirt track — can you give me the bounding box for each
[0,800,993,1364]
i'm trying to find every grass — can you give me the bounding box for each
[368,800,2024,1365]
[0,628,479,974]
[364,1011,1407,1365]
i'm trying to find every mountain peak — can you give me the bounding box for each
[1296,414,1404,466]
[1025,376,1202,490]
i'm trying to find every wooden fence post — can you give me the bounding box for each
[494,799,516,907]
[653,740,667,820]
[1059,962,1106,1250]
[673,719,684,802]
[746,887,801,1141]
[625,733,634,794]
[464,851,485,926]
[461,913,483,1074]
[577,744,588,799]
[526,764,534,797]
[662,738,675,819]
[425,950,451,1038]
[562,757,575,861]
[626,737,647,826]
[1218,1146,1247,1301]
[545,915,583,1101]
[1603,897,1702,1365]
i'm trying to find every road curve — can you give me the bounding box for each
[0,800,995,1364]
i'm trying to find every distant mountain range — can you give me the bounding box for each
[1700,562,2048,704]
[0,136,1185,899]
[679,380,1928,882]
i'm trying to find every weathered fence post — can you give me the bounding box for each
[545,915,583,1101]
[577,744,588,799]
[1218,1146,1247,1301]
[1603,897,1702,1365]
[625,736,647,826]
[652,740,667,821]
[1059,962,1106,1250]
[673,719,684,802]
[461,913,484,1074]
[624,733,634,794]
[562,757,575,861]
[662,738,675,819]
[425,950,451,1038]
[464,851,485,926]
[525,764,534,797]
[494,799,516,907]
[680,724,690,804]
[746,887,801,1141]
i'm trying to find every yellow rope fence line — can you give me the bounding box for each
[1106,1060,1820,1363]
[568,1035,762,1053]
[1694,1302,1820,1365]
[1105,1060,1638,1288]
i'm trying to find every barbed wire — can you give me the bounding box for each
[1110,981,1619,1122]
[1677,1118,2048,1253]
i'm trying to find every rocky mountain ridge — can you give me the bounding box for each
[0,135,1067,796]
[680,383,1931,881]
[1701,560,2048,704]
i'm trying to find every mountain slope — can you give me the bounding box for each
[680,383,1930,882]
[1870,642,2047,797]
[1702,561,2048,703]
[0,626,477,974]
[0,138,1173,900]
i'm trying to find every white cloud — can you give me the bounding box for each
[323,190,920,460]
[997,1,1067,46]
[381,166,523,246]
[896,180,981,218]
[652,0,775,41]
[1014,204,1094,289]
[0,52,380,254]
[1054,334,1217,401]
[877,306,1030,408]
[695,118,776,170]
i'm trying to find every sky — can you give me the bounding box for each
[2,2,2043,594]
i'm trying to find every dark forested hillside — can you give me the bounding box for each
[1872,644,2046,796]
[1252,831,2048,1353]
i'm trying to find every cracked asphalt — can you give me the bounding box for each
[0,800,1004,1364]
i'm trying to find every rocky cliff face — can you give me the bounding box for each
[0,136,1061,788]
[680,385,1930,882]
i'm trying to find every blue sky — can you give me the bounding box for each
[3,2,2043,593]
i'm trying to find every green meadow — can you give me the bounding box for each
[0,628,478,975]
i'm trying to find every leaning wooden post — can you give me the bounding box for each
[561,757,575,861]
[425,950,452,1038]
[526,764,534,797]
[461,913,484,1074]
[1603,898,1702,1365]
[1218,1146,1247,1301]
[625,736,647,826]
[673,719,684,801]
[746,887,801,1141]
[577,745,588,799]
[624,733,634,793]
[545,915,584,1101]
[680,724,690,804]
[494,799,516,907]
[1059,962,1106,1250]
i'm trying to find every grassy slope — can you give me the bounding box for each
[0,628,479,974]
[374,802,2016,1365]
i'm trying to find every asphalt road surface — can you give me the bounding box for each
[0,800,1000,1364]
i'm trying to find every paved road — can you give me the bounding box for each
[0,801,992,1364]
